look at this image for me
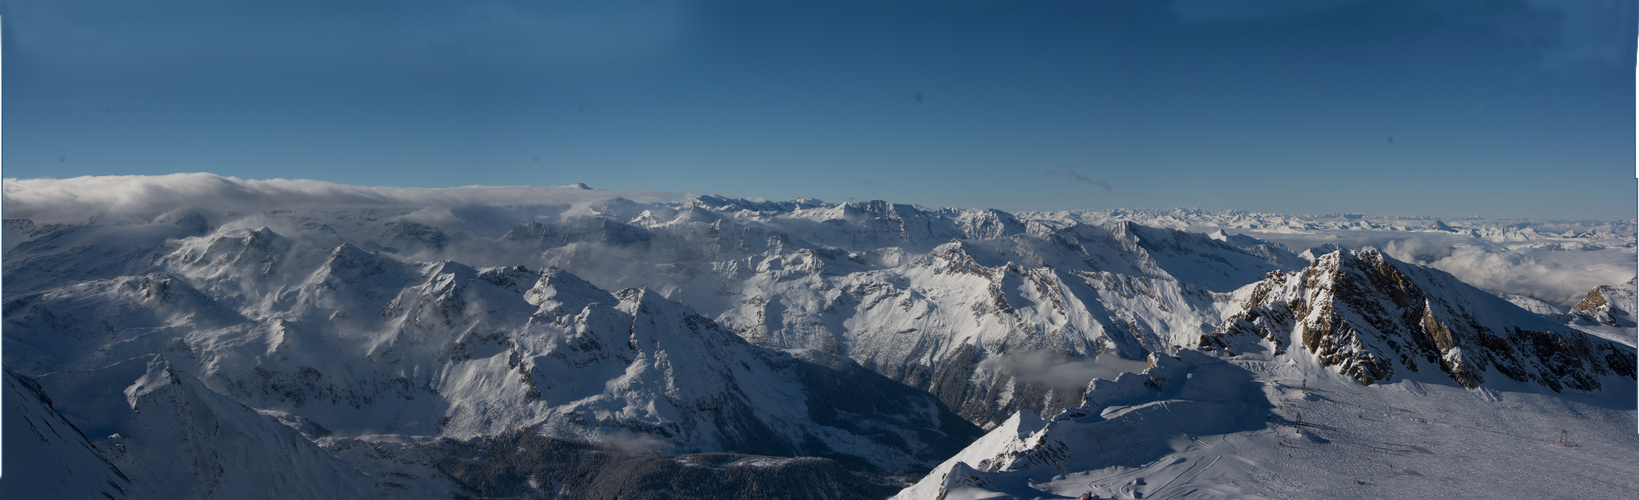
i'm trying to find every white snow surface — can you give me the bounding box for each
[1,368,132,499]
[34,356,376,499]
[895,349,1639,499]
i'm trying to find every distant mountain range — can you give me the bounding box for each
[3,176,1633,498]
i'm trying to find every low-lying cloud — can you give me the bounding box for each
[1252,230,1634,309]
[599,429,673,453]
[983,350,1150,391]
[1386,241,1634,308]
[2,173,682,224]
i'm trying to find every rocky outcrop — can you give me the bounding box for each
[1570,277,1636,328]
[1204,250,1636,391]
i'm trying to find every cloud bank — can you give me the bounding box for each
[1381,240,1635,308]
[1251,230,1635,309]
[2,173,682,224]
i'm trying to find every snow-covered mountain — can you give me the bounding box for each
[3,191,1312,430]
[1570,277,1637,329]
[2,221,980,484]
[895,346,1639,499]
[1,368,132,499]
[896,250,1637,499]
[32,356,378,499]
[1016,207,1637,244]
[1020,207,1638,310]
[1202,250,1634,391]
[4,175,1634,498]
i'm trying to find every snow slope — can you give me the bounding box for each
[33,356,376,499]
[1,367,132,499]
[896,348,1638,499]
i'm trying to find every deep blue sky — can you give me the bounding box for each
[4,0,1636,219]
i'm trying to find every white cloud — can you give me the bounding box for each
[2,173,682,224]
[1400,243,1634,308]
[982,350,1150,392]
[1251,230,1634,309]
[599,429,673,453]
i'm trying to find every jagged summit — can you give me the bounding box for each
[1203,249,1635,391]
[1570,277,1637,328]
[1426,219,1457,232]
[1298,242,1345,261]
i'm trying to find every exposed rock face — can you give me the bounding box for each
[1203,250,1636,391]
[1570,277,1636,328]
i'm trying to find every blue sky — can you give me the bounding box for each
[3,0,1635,220]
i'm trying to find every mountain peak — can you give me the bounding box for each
[1426,219,1457,232]
[1569,278,1637,328]
[1206,249,1636,391]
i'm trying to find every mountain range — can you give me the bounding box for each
[2,176,1633,498]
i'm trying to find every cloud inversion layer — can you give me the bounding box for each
[3,173,682,224]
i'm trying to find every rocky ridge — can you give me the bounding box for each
[1202,250,1635,391]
